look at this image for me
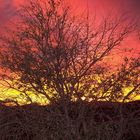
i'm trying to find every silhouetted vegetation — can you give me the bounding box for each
[0,101,140,140]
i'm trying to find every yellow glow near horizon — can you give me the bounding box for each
[0,84,139,106]
[0,88,48,105]
[0,74,139,105]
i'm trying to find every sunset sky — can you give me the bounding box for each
[0,0,139,56]
[0,0,140,23]
[0,0,139,104]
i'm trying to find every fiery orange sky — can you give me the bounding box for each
[0,0,139,59]
[0,0,139,104]
[0,0,140,23]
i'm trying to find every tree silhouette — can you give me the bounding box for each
[0,1,140,139]
[0,0,137,104]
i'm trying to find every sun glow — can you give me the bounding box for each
[0,80,139,106]
[0,86,48,105]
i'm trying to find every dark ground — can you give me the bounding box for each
[0,100,140,140]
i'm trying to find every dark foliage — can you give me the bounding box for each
[0,101,140,140]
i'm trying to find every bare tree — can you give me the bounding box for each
[0,1,139,140]
[93,56,140,102]
[0,0,136,104]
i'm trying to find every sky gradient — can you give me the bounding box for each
[0,0,140,26]
[0,0,139,103]
[0,0,139,58]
